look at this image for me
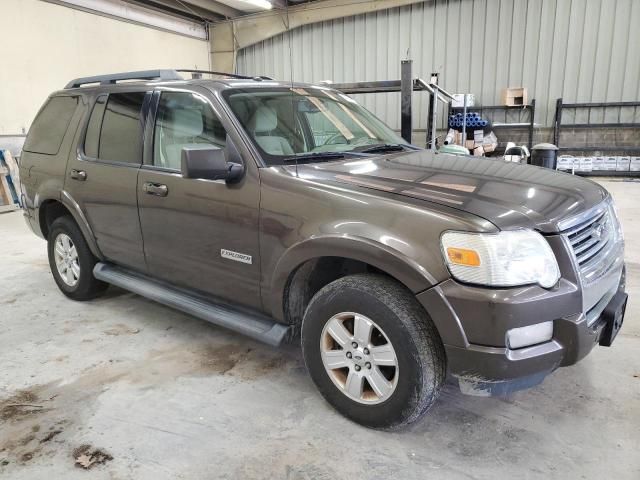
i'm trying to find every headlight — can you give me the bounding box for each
[441,230,560,288]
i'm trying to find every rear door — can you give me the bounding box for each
[64,90,149,272]
[136,86,262,309]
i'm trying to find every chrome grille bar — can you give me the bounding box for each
[563,203,614,271]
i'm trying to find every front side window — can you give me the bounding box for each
[153,91,226,170]
[24,96,78,155]
[85,92,145,164]
[222,87,407,165]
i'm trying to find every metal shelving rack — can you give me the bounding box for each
[553,98,640,176]
[447,100,537,152]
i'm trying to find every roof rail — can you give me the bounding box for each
[64,69,276,89]
[64,69,184,89]
[176,69,274,80]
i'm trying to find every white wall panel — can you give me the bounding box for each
[0,0,209,134]
[237,0,640,130]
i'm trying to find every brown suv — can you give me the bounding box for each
[19,70,627,429]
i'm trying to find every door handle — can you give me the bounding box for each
[70,169,87,181]
[143,182,168,197]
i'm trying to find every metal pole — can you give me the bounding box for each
[529,98,536,152]
[462,94,468,148]
[430,85,439,151]
[400,60,413,143]
[430,73,439,151]
[553,98,563,148]
[427,88,434,148]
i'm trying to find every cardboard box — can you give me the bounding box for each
[580,157,593,172]
[473,145,485,157]
[630,156,640,172]
[452,94,475,108]
[617,156,631,172]
[473,129,484,145]
[592,156,605,170]
[483,143,496,153]
[465,140,475,150]
[603,156,618,171]
[501,87,528,106]
[557,155,575,171]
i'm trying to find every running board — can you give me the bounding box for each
[93,263,290,347]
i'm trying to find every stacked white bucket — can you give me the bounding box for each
[557,155,639,172]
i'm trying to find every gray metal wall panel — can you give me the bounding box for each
[237,0,640,130]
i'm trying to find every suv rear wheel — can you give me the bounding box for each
[47,216,108,300]
[301,274,446,429]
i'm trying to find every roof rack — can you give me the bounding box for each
[65,69,275,89]
[65,70,183,89]
[176,69,257,80]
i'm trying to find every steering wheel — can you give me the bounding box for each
[324,133,349,145]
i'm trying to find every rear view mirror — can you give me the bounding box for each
[181,145,243,182]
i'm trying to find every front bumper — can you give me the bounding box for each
[417,266,626,396]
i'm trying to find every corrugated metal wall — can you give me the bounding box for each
[237,0,640,131]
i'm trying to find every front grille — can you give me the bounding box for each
[560,200,624,324]
[564,207,614,270]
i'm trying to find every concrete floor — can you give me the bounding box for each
[1,179,639,479]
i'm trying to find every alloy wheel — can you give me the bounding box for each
[320,312,399,404]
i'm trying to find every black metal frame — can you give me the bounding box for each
[553,98,640,153]
[331,62,453,145]
[552,98,640,177]
[446,100,536,151]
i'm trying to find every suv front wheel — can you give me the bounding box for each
[301,274,446,429]
[47,216,108,300]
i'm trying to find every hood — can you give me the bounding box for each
[293,150,609,233]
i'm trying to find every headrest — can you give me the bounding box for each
[249,106,278,133]
[169,108,203,137]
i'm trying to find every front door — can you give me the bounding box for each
[65,91,148,272]
[137,87,262,309]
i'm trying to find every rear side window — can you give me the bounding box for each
[23,96,78,155]
[84,95,107,158]
[84,92,145,164]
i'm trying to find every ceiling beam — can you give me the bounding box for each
[210,0,426,72]
[129,0,223,21]
[181,0,243,18]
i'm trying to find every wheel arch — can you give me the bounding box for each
[38,192,103,260]
[270,235,439,336]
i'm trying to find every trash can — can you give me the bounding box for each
[530,143,559,169]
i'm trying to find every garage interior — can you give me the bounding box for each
[1,0,639,478]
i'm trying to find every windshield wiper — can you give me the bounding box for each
[358,143,412,154]
[283,152,346,163]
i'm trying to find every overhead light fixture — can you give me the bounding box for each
[242,0,273,9]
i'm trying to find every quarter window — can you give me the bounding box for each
[23,96,78,155]
[153,91,226,170]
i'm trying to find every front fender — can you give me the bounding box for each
[269,234,439,322]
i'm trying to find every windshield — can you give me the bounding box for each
[222,87,408,165]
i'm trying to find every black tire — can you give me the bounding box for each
[47,216,108,301]
[301,274,446,430]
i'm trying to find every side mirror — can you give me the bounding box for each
[180,145,244,182]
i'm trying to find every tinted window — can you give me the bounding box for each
[223,88,406,165]
[23,96,78,155]
[153,91,226,170]
[84,95,107,158]
[98,92,146,164]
